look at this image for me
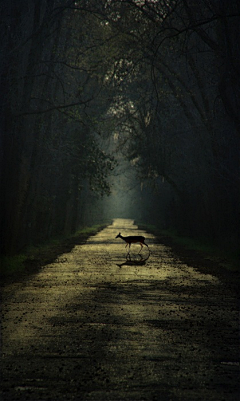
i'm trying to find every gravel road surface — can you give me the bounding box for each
[1,219,239,400]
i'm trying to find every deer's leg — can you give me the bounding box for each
[138,243,143,254]
[126,243,131,258]
[125,242,131,255]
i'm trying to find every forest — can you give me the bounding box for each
[1,0,239,259]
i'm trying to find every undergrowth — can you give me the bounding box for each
[0,254,27,276]
[0,223,108,278]
[138,223,239,272]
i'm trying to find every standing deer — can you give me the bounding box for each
[115,232,149,254]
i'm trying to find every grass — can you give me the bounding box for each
[0,223,109,279]
[137,223,239,272]
[0,254,27,276]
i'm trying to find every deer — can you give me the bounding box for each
[115,232,149,254]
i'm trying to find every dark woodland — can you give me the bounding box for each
[1,0,240,258]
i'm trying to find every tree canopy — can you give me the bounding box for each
[1,0,239,255]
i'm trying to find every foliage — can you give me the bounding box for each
[0,255,27,277]
[138,223,240,272]
[99,0,240,247]
[0,223,108,277]
[0,0,239,259]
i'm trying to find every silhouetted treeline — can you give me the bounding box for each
[0,0,115,254]
[1,0,239,256]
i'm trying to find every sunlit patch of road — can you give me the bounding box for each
[1,219,239,401]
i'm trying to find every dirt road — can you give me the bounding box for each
[1,219,239,401]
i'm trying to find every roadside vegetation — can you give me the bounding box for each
[0,223,108,279]
[1,1,239,276]
[138,223,240,273]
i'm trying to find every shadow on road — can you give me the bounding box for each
[1,219,239,401]
[116,251,151,268]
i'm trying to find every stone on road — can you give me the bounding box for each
[1,219,239,400]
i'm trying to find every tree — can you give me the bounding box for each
[0,0,116,255]
[97,0,240,244]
